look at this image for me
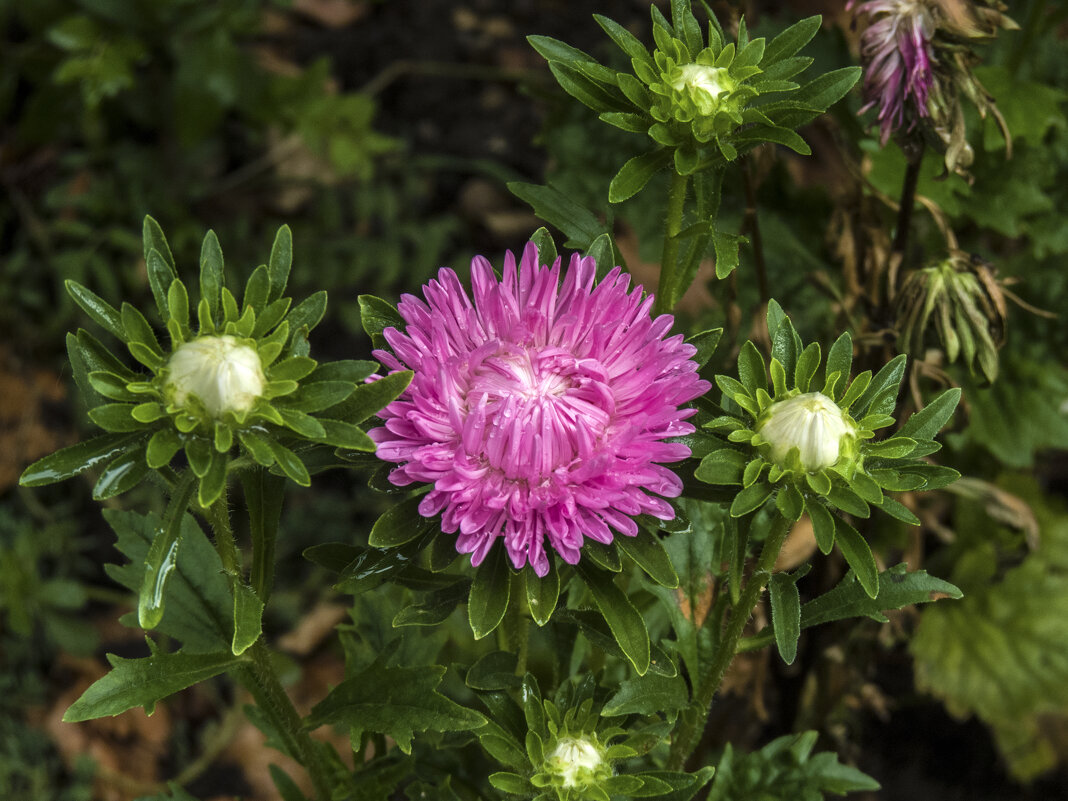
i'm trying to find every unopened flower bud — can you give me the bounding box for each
[165,336,265,417]
[547,736,607,789]
[758,392,855,472]
[670,64,736,115]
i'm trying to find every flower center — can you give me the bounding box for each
[462,343,615,482]
[671,64,735,113]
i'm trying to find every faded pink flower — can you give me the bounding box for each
[850,0,937,144]
[370,244,710,577]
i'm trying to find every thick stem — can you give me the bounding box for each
[239,640,334,801]
[888,152,923,304]
[667,513,791,769]
[654,170,691,316]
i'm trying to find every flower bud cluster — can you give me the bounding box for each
[895,251,1007,383]
[695,303,961,599]
[21,219,392,510]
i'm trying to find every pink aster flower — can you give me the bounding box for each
[850,0,937,144]
[369,243,710,577]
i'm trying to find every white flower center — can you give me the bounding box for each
[165,336,266,417]
[758,392,854,471]
[549,737,603,788]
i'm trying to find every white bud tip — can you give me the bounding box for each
[549,737,604,788]
[758,392,854,472]
[165,336,266,418]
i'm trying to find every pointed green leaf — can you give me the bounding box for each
[525,560,560,626]
[769,572,801,664]
[64,649,240,722]
[575,562,651,675]
[898,388,961,441]
[20,433,142,487]
[619,528,679,588]
[267,225,293,302]
[603,671,688,716]
[93,448,150,500]
[286,291,328,342]
[232,582,263,655]
[731,482,772,517]
[66,280,125,341]
[369,495,436,549]
[806,499,836,555]
[803,562,961,628]
[469,546,512,640]
[145,248,176,323]
[326,370,412,425]
[834,518,878,598]
[610,150,670,203]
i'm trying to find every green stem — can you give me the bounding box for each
[667,513,791,769]
[207,488,240,577]
[887,149,923,306]
[654,170,690,316]
[742,161,769,303]
[238,640,334,801]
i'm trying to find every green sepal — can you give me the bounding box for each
[769,571,802,664]
[270,356,317,382]
[776,483,804,521]
[805,470,832,495]
[185,436,213,477]
[146,428,182,469]
[197,451,228,508]
[468,546,512,640]
[311,419,375,451]
[277,408,327,439]
[253,298,291,338]
[121,303,164,359]
[213,422,233,453]
[834,518,878,598]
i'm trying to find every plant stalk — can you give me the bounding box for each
[239,640,334,801]
[667,512,791,769]
[655,170,691,316]
[888,151,923,304]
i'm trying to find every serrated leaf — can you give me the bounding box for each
[103,509,232,652]
[802,562,961,628]
[306,664,486,753]
[64,649,240,721]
